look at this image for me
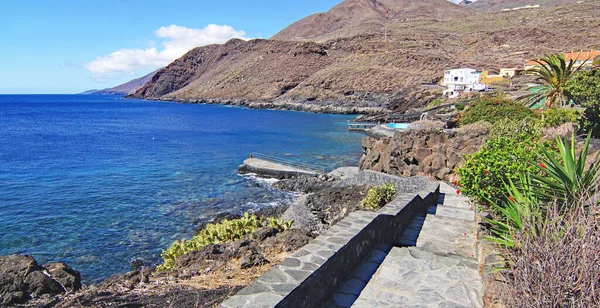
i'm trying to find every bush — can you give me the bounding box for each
[459,96,535,126]
[454,121,491,136]
[542,107,581,128]
[490,117,543,141]
[425,98,443,110]
[361,183,398,210]
[157,213,293,271]
[456,137,542,204]
[565,69,600,137]
[501,202,600,307]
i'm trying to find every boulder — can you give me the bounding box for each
[251,227,279,242]
[0,255,38,305]
[24,271,64,296]
[0,255,79,306]
[44,262,81,292]
[239,250,268,269]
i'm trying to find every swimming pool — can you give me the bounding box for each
[387,123,410,129]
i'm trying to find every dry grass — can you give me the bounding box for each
[500,198,600,307]
[184,249,292,290]
[541,122,577,140]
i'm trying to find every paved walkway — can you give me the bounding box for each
[326,183,483,307]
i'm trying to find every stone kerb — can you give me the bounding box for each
[221,183,440,308]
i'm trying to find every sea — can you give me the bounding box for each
[0,95,364,283]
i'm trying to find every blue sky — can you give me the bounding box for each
[0,0,344,94]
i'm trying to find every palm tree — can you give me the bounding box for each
[519,53,583,109]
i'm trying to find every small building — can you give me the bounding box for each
[564,50,600,68]
[525,50,600,71]
[500,68,519,78]
[442,68,486,99]
[479,70,505,85]
[524,60,541,70]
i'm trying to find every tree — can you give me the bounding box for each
[519,54,582,109]
[565,69,600,137]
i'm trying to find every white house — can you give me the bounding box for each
[442,68,486,99]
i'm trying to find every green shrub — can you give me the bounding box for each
[425,99,443,110]
[456,137,542,204]
[459,96,535,126]
[542,107,581,128]
[361,183,398,210]
[157,213,293,271]
[490,117,543,141]
[565,69,600,137]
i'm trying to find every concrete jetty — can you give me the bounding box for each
[238,157,320,179]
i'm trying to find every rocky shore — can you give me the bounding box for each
[2,167,422,307]
[148,96,388,115]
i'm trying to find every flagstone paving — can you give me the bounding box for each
[326,182,483,308]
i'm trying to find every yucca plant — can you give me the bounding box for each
[519,54,583,109]
[532,132,600,208]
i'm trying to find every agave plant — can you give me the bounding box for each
[519,54,583,109]
[484,175,542,248]
[532,132,600,208]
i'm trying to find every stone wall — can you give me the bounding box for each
[359,129,488,181]
[220,181,439,308]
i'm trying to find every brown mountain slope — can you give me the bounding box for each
[88,70,158,95]
[272,0,469,41]
[133,0,600,113]
[465,0,578,12]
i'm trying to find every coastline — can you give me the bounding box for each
[127,95,389,115]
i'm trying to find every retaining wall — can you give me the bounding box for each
[221,181,440,308]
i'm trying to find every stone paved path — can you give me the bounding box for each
[326,182,483,307]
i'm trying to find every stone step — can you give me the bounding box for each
[439,182,460,195]
[353,247,482,307]
[416,215,477,259]
[438,195,471,210]
[324,245,393,308]
[433,205,475,221]
[396,212,427,247]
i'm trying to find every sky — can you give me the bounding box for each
[0,0,344,94]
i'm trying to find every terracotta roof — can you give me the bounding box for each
[564,50,600,62]
[524,60,540,66]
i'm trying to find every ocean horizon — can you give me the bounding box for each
[0,94,364,282]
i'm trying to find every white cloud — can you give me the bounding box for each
[85,24,247,78]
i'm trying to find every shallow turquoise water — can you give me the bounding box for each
[387,123,409,129]
[0,95,364,282]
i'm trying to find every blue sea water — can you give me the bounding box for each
[0,95,363,283]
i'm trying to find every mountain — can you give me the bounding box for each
[273,0,469,41]
[85,70,157,95]
[132,0,600,113]
[463,0,576,11]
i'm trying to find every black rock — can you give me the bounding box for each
[0,254,82,306]
[43,262,82,292]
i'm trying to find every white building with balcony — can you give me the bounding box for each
[442,68,486,99]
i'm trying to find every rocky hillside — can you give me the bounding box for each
[87,70,157,95]
[464,0,576,11]
[132,0,600,113]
